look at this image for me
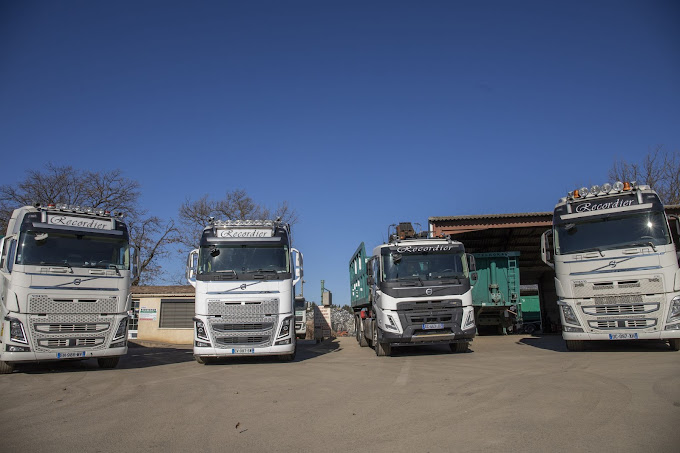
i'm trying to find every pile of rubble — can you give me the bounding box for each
[304,306,356,338]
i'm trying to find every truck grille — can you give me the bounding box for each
[35,323,110,333]
[206,298,278,316]
[588,319,657,330]
[212,323,272,331]
[28,295,118,314]
[215,336,268,346]
[573,277,663,298]
[38,338,105,348]
[28,313,117,352]
[582,303,660,315]
[205,298,280,348]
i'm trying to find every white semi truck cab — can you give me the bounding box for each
[0,203,138,373]
[541,182,680,351]
[350,222,476,356]
[187,219,302,363]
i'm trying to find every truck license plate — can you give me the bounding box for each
[57,351,86,359]
[422,323,444,330]
[609,333,638,340]
[231,348,254,354]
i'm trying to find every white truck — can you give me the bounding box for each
[0,203,138,373]
[349,222,476,356]
[541,181,680,351]
[186,219,303,363]
[294,295,307,339]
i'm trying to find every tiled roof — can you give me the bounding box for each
[131,285,194,296]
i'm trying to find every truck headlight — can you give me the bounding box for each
[195,320,210,342]
[112,318,128,342]
[8,318,28,344]
[560,305,581,326]
[667,296,680,323]
[277,317,292,338]
[385,315,398,331]
[463,310,475,329]
[563,326,584,332]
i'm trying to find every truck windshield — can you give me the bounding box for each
[198,245,289,275]
[382,252,466,282]
[554,210,671,255]
[16,231,129,269]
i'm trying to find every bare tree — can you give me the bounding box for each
[610,145,680,204]
[0,164,177,285]
[127,214,177,286]
[177,189,299,249]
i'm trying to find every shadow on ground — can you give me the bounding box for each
[518,334,676,353]
[10,339,341,374]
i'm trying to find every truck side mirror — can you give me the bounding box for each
[541,230,555,269]
[466,253,476,273]
[668,215,680,241]
[130,246,141,280]
[291,248,303,286]
[186,249,199,287]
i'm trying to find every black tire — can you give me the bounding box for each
[97,357,120,369]
[565,340,585,351]
[372,323,390,356]
[358,318,369,348]
[279,349,296,362]
[195,356,212,365]
[0,361,14,374]
[669,339,680,351]
[375,340,391,357]
[449,342,469,353]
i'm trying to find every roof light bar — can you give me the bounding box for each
[36,202,122,217]
[568,181,639,200]
[213,219,275,227]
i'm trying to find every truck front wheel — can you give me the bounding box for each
[669,339,680,351]
[195,356,212,365]
[375,341,391,357]
[450,342,469,353]
[565,340,586,351]
[357,317,369,347]
[372,325,391,357]
[0,361,15,374]
[97,357,120,369]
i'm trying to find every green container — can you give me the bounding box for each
[471,252,520,331]
[519,295,541,324]
[471,252,520,308]
[349,242,370,308]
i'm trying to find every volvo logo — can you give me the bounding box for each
[609,261,617,268]
[240,283,247,290]
[73,278,82,286]
[425,288,433,296]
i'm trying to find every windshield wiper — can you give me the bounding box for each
[253,269,278,279]
[89,262,121,275]
[572,247,604,257]
[438,274,463,283]
[399,276,424,286]
[629,241,657,252]
[40,261,74,273]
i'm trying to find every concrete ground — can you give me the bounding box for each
[1,334,679,452]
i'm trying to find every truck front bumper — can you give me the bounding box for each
[193,343,295,358]
[563,330,680,341]
[0,346,127,364]
[379,326,475,347]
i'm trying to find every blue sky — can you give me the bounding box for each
[2,1,679,305]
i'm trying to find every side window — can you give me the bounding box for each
[371,257,380,284]
[1,237,16,273]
